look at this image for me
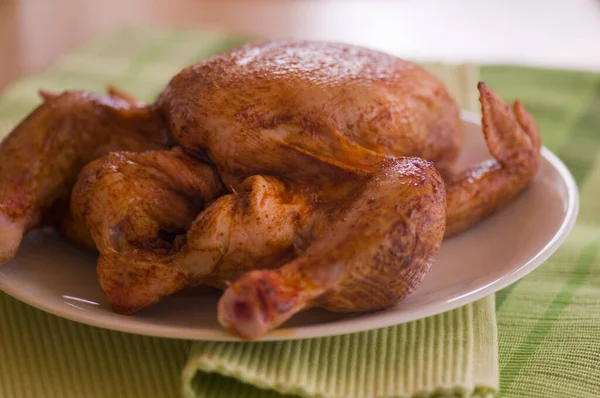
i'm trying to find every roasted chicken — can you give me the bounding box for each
[0,41,541,339]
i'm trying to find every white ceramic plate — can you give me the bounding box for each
[0,112,579,341]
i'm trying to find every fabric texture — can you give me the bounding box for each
[486,67,600,398]
[0,27,597,398]
[182,299,497,398]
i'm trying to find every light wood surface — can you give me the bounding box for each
[1,0,600,90]
[0,1,20,89]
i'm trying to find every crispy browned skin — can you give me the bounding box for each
[159,41,461,188]
[215,80,541,339]
[157,41,541,338]
[0,88,171,262]
[70,148,223,312]
[83,169,315,314]
[0,40,541,339]
[56,202,97,251]
[218,158,446,339]
[183,175,315,287]
[444,83,541,236]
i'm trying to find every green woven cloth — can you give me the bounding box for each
[0,27,597,398]
[485,67,600,397]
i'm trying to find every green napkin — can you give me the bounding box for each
[182,300,497,398]
[484,67,600,397]
[0,27,597,398]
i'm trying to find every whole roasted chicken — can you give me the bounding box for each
[0,41,541,339]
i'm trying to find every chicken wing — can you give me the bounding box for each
[444,83,541,236]
[0,88,171,262]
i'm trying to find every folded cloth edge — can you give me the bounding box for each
[182,296,498,398]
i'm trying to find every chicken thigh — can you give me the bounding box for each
[219,158,446,339]
[76,162,315,313]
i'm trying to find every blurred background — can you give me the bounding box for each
[1,0,600,90]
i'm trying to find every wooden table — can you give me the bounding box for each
[1,0,600,90]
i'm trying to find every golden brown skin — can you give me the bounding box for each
[71,145,316,313]
[159,40,461,188]
[70,148,223,313]
[157,41,541,338]
[218,158,446,339]
[444,83,541,236]
[52,198,97,251]
[0,40,542,339]
[72,148,222,252]
[0,88,171,262]
[216,81,541,339]
[90,172,315,314]
[183,175,315,287]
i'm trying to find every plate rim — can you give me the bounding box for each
[0,111,580,341]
